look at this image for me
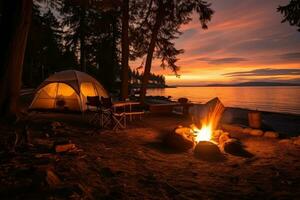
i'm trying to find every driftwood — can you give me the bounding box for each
[46,169,62,187]
[55,143,76,153]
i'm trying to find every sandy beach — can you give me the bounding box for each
[0,94,300,199]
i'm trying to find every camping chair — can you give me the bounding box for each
[101,97,126,130]
[86,96,102,126]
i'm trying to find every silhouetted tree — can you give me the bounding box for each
[61,0,90,72]
[0,0,33,119]
[23,5,65,87]
[278,0,300,31]
[137,0,214,102]
[121,0,130,99]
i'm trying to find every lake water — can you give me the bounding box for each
[147,86,300,115]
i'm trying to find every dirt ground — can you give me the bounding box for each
[0,112,299,200]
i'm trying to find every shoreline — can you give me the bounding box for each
[145,95,300,137]
[145,95,300,116]
[20,93,300,137]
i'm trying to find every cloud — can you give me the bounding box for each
[148,0,300,84]
[198,57,248,64]
[279,52,300,61]
[223,68,300,77]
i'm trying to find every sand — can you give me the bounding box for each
[0,112,299,199]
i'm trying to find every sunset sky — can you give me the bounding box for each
[131,0,300,85]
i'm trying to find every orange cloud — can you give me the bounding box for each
[130,0,300,85]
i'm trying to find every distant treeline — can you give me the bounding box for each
[130,70,166,88]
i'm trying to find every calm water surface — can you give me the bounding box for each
[147,86,300,115]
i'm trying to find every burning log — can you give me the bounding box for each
[164,127,194,151]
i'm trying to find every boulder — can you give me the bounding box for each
[194,141,222,161]
[264,131,279,138]
[249,129,264,136]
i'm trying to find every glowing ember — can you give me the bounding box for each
[192,123,213,143]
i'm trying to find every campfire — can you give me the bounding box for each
[192,123,213,143]
[165,98,246,160]
[185,97,226,146]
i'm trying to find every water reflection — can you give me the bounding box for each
[147,86,300,115]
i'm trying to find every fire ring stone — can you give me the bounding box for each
[194,141,222,161]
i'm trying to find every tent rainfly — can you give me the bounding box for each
[29,70,108,112]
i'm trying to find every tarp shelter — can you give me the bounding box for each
[29,70,108,112]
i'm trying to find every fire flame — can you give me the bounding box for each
[192,123,213,143]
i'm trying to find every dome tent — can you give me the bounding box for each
[29,70,108,112]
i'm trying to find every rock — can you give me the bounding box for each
[55,143,76,153]
[292,137,300,146]
[249,129,264,136]
[194,141,222,161]
[223,139,253,157]
[278,139,291,144]
[264,131,279,138]
[164,130,194,151]
[221,124,244,134]
[242,128,252,135]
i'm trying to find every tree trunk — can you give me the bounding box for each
[80,38,86,72]
[120,0,129,100]
[0,0,33,119]
[139,5,164,103]
[79,8,86,72]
